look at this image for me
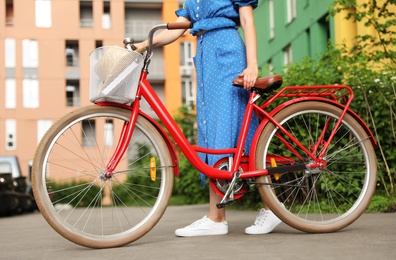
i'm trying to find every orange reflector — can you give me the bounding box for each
[270,158,280,181]
[150,157,156,181]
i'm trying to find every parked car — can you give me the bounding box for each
[0,156,36,216]
[0,173,19,215]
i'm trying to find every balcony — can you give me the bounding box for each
[125,20,162,40]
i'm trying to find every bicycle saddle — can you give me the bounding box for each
[232,75,283,93]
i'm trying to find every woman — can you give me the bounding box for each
[135,0,281,237]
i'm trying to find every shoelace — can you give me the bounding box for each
[254,209,269,226]
[189,216,209,227]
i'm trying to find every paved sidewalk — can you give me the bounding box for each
[1,204,395,260]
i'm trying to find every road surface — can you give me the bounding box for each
[1,204,395,259]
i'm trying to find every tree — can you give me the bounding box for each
[329,0,395,198]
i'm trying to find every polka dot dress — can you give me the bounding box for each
[176,0,259,176]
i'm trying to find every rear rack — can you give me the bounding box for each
[276,85,353,105]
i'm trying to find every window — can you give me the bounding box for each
[287,0,297,23]
[5,79,16,109]
[102,1,111,29]
[37,120,52,143]
[5,119,16,150]
[82,120,96,147]
[180,41,194,77]
[65,40,79,66]
[5,0,14,26]
[104,119,114,147]
[96,40,103,48]
[180,41,193,67]
[66,80,80,107]
[180,41,195,106]
[5,38,15,67]
[36,0,52,28]
[283,45,293,66]
[124,6,161,40]
[80,0,93,27]
[268,60,274,75]
[23,79,39,108]
[181,78,195,106]
[22,39,38,68]
[0,162,12,174]
[269,0,275,39]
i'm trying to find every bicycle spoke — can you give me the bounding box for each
[256,102,376,233]
[33,106,174,247]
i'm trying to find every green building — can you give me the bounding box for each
[254,0,334,73]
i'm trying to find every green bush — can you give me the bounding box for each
[171,105,208,205]
[366,193,396,213]
[49,181,102,207]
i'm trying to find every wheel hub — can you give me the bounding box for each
[305,159,327,174]
[100,170,113,180]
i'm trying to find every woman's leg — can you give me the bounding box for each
[207,185,226,222]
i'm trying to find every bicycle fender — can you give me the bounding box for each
[138,111,180,177]
[249,98,377,170]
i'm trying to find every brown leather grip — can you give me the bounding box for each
[167,22,193,30]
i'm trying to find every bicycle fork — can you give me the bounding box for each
[102,98,141,179]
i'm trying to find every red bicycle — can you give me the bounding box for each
[32,23,377,248]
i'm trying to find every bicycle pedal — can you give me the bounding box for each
[216,199,235,209]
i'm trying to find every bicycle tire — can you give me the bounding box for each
[32,105,174,248]
[255,101,377,233]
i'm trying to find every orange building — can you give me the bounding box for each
[0,0,196,178]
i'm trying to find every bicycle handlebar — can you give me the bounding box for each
[123,21,193,58]
[140,22,192,71]
[166,22,193,30]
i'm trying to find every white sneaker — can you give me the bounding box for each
[175,216,228,237]
[245,208,282,235]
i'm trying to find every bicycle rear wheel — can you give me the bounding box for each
[32,105,174,248]
[255,101,377,233]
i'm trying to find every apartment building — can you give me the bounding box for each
[254,0,335,73]
[255,0,395,74]
[0,0,195,177]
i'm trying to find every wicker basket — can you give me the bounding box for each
[89,46,144,105]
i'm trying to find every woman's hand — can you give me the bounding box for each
[238,66,258,90]
[133,41,148,50]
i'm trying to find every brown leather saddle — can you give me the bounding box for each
[232,75,283,93]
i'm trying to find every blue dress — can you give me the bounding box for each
[176,0,259,181]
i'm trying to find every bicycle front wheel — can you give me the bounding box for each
[255,101,377,233]
[32,105,174,248]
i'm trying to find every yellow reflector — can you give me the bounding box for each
[270,158,280,181]
[150,157,156,181]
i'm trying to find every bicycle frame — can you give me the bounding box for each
[97,66,375,182]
